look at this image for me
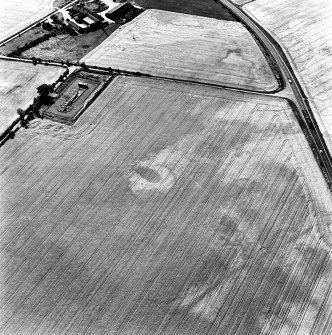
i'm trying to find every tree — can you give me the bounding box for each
[37,84,53,97]
[32,57,37,66]
[17,108,25,125]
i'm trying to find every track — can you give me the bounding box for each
[2,0,332,189]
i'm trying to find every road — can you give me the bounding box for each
[217,0,332,186]
[1,0,331,186]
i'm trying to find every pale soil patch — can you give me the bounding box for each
[0,60,65,134]
[0,0,54,43]
[82,10,278,91]
[242,0,332,154]
[0,76,331,334]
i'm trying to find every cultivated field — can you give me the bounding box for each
[21,24,120,63]
[0,0,54,43]
[0,76,331,334]
[82,10,278,91]
[0,60,65,134]
[242,0,332,153]
[128,0,238,20]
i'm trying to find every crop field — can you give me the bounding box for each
[242,0,332,153]
[21,24,120,63]
[53,0,73,8]
[0,26,51,57]
[0,0,54,43]
[0,60,65,134]
[82,10,278,91]
[0,76,332,334]
[129,0,238,20]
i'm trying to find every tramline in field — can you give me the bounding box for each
[0,76,331,334]
[82,10,279,91]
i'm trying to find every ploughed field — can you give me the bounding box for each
[0,60,65,134]
[0,0,54,43]
[1,76,332,334]
[242,0,332,154]
[130,0,238,20]
[82,10,278,92]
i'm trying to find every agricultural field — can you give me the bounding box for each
[82,10,278,91]
[0,26,52,57]
[0,76,331,334]
[242,0,332,153]
[53,0,74,7]
[125,0,238,20]
[21,24,120,63]
[0,0,55,43]
[0,60,65,134]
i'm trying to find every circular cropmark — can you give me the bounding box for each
[129,164,175,195]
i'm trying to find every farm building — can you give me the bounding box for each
[68,20,84,33]
[83,16,95,26]
[105,3,143,22]
[82,15,100,30]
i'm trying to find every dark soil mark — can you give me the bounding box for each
[131,0,239,21]
[135,166,161,183]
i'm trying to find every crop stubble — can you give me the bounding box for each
[241,0,332,154]
[0,0,54,43]
[0,76,331,334]
[82,10,278,92]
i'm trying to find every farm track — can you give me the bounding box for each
[1,76,331,334]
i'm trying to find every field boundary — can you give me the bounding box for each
[42,70,115,125]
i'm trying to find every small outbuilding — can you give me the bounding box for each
[78,82,89,89]
[83,16,95,25]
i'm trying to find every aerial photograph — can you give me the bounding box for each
[0,0,331,334]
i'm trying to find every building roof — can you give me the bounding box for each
[83,16,96,25]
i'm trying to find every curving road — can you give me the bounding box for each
[1,0,331,187]
[217,0,332,187]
